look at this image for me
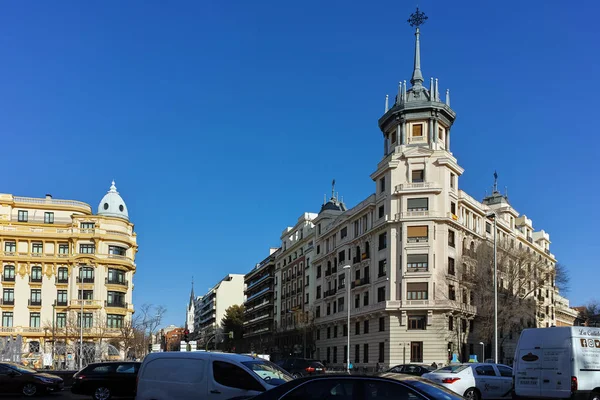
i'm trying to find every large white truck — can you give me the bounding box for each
[513,326,600,400]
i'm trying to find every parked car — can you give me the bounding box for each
[422,363,513,400]
[513,326,600,400]
[250,373,463,400]
[71,361,141,400]
[387,364,435,376]
[0,362,63,397]
[136,351,293,400]
[275,358,326,378]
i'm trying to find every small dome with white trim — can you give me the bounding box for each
[97,180,129,220]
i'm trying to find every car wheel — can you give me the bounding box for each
[93,386,112,400]
[590,392,600,400]
[22,383,38,397]
[464,388,480,400]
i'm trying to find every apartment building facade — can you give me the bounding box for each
[273,212,318,359]
[311,12,561,369]
[243,249,277,354]
[0,182,136,366]
[195,274,244,344]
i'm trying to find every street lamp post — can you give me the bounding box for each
[479,341,485,363]
[343,265,351,373]
[52,301,56,370]
[79,266,84,371]
[486,212,498,364]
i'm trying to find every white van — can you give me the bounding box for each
[513,327,600,400]
[136,352,292,400]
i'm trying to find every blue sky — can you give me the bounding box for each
[1,0,598,326]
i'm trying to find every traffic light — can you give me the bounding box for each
[228,331,234,339]
[184,329,190,343]
[147,343,152,353]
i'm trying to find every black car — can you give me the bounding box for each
[0,362,63,397]
[71,361,141,400]
[275,358,326,378]
[250,373,464,400]
[387,364,435,376]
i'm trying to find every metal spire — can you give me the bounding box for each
[408,7,427,88]
[331,179,336,200]
[493,171,499,193]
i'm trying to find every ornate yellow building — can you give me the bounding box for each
[0,181,136,366]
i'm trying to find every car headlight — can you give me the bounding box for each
[35,377,56,384]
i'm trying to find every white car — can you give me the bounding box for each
[422,363,513,400]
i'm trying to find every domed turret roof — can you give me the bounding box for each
[97,180,129,220]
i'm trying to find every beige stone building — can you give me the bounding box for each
[311,12,563,369]
[0,182,136,367]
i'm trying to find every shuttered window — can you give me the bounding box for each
[407,254,428,269]
[412,124,423,137]
[407,283,428,300]
[407,226,428,242]
[407,198,428,211]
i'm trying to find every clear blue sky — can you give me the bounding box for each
[1,0,598,326]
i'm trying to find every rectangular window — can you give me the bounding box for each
[44,212,54,224]
[56,313,66,328]
[412,124,423,137]
[58,243,69,254]
[80,222,95,229]
[450,173,455,188]
[363,292,369,306]
[439,127,444,140]
[30,289,42,304]
[316,286,321,299]
[379,317,385,332]
[391,130,397,144]
[57,267,68,283]
[333,326,338,338]
[78,312,93,328]
[3,265,15,280]
[30,312,41,328]
[341,227,348,240]
[407,283,428,300]
[333,347,338,364]
[327,327,331,339]
[378,205,384,219]
[354,294,360,309]
[107,291,125,306]
[316,329,321,340]
[316,306,320,318]
[363,344,369,363]
[364,320,369,334]
[31,243,43,254]
[407,226,428,242]
[448,230,455,247]
[486,222,492,234]
[2,289,14,305]
[317,265,322,278]
[408,316,426,330]
[449,284,456,300]
[449,316,454,331]
[79,267,94,282]
[2,312,13,327]
[355,344,360,363]
[343,324,348,337]
[407,254,428,270]
[407,198,428,211]
[412,170,424,183]
[448,257,455,276]
[380,177,386,193]
[377,286,386,302]
[451,202,456,215]
[108,246,127,256]
[326,347,330,363]
[79,244,95,254]
[4,241,16,252]
[30,266,42,281]
[107,314,124,328]
[78,290,94,300]
[18,210,28,222]
[107,268,126,284]
[355,321,360,335]
[56,290,68,305]
[378,232,387,250]
[316,245,320,255]
[411,342,423,363]
[379,342,385,363]
[378,259,387,277]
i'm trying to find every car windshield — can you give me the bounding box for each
[434,365,469,373]
[242,360,293,386]
[9,364,37,374]
[408,380,465,400]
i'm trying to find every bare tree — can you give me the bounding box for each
[463,238,564,355]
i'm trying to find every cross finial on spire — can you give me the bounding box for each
[408,7,427,88]
[493,171,499,193]
[331,179,336,200]
[109,180,117,192]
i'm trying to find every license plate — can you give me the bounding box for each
[315,368,322,371]
[519,380,537,385]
